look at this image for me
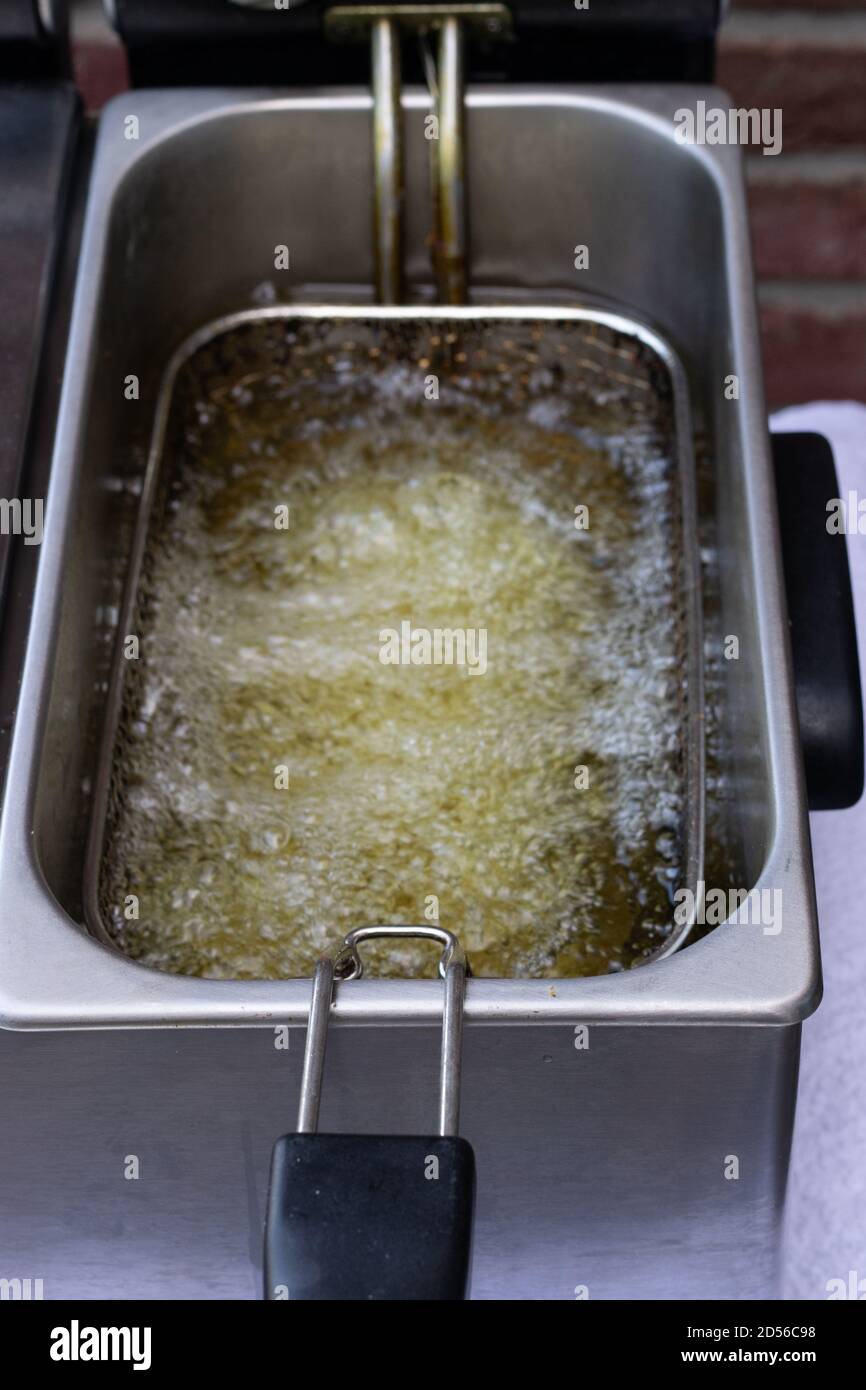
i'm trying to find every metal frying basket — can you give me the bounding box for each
[84,303,704,976]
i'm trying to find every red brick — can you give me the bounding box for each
[717,18,866,148]
[732,1,866,9]
[748,164,866,279]
[72,41,129,112]
[758,295,866,407]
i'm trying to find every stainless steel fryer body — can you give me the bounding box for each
[0,86,819,1299]
[0,1022,798,1300]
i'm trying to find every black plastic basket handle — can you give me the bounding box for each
[264,926,475,1301]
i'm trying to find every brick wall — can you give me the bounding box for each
[720,1,866,406]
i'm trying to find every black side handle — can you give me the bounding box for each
[772,431,863,810]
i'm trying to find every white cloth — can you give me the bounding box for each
[771,403,866,1301]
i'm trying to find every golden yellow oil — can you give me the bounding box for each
[100,317,687,979]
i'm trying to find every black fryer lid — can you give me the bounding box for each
[111,0,724,87]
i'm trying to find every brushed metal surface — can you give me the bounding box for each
[0,1023,798,1300]
[0,86,819,1029]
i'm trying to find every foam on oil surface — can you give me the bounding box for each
[99,317,688,978]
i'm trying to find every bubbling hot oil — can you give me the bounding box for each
[100,320,686,979]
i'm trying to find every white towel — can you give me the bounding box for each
[771,402,866,1301]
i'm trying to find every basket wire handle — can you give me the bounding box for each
[297,925,468,1137]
